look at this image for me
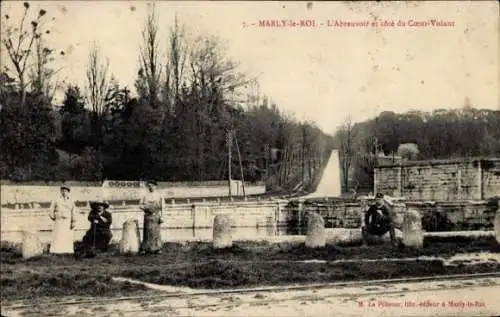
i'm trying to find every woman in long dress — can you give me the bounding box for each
[140,180,164,254]
[49,186,76,254]
[82,201,113,256]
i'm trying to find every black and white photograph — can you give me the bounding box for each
[1,1,499,316]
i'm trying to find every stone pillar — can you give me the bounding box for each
[456,164,462,201]
[298,200,304,228]
[119,219,141,254]
[477,160,483,200]
[305,212,325,248]
[495,206,500,245]
[275,202,281,226]
[396,165,403,197]
[22,231,43,259]
[402,209,423,249]
[213,214,233,249]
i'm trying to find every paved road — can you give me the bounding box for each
[3,277,499,316]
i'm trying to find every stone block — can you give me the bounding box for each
[22,231,43,259]
[305,212,325,248]
[402,209,424,249]
[120,219,141,254]
[213,214,233,249]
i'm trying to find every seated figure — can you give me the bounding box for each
[362,193,397,245]
[82,201,113,257]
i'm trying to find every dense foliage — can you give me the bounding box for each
[334,109,500,192]
[1,3,498,193]
[0,3,333,191]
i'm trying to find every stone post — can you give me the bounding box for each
[298,199,304,228]
[305,212,325,248]
[22,231,43,259]
[402,209,423,249]
[213,214,233,249]
[119,219,141,254]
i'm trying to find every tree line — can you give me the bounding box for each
[3,3,497,194]
[334,108,500,193]
[0,3,334,192]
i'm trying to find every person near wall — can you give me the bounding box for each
[362,192,397,245]
[82,200,113,257]
[49,185,76,254]
[140,180,164,254]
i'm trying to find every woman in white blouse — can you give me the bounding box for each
[49,186,76,254]
[140,180,164,254]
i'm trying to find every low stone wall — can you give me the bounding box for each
[289,198,497,231]
[0,200,289,233]
[2,197,496,240]
[0,183,266,205]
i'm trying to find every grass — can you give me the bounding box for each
[1,236,499,301]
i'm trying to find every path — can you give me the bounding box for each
[2,276,499,317]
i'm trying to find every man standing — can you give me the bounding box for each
[362,193,397,245]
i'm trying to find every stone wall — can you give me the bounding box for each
[374,158,500,201]
[289,198,496,232]
[0,200,289,233]
[0,182,266,205]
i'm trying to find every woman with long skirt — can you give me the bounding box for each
[49,186,76,254]
[82,201,113,257]
[140,180,164,254]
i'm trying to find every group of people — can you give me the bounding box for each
[49,179,398,256]
[49,180,164,257]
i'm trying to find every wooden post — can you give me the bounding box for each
[227,130,232,198]
[191,204,196,229]
[233,130,246,198]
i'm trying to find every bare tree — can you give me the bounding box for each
[163,13,188,112]
[137,3,162,107]
[188,35,251,105]
[1,2,50,103]
[85,41,110,147]
[356,133,380,192]
[338,115,356,192]
[29,26,61,101]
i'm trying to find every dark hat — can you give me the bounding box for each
[60,185,70,192]
[146,180,158,186]
[90,200,110,209]
[375,193,384,199]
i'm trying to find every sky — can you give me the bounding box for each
[1,0,498,133]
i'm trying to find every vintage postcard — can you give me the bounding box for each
[0,0,499,316]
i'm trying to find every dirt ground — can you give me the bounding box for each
[2,276,499,317]
[1,236,499,302]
